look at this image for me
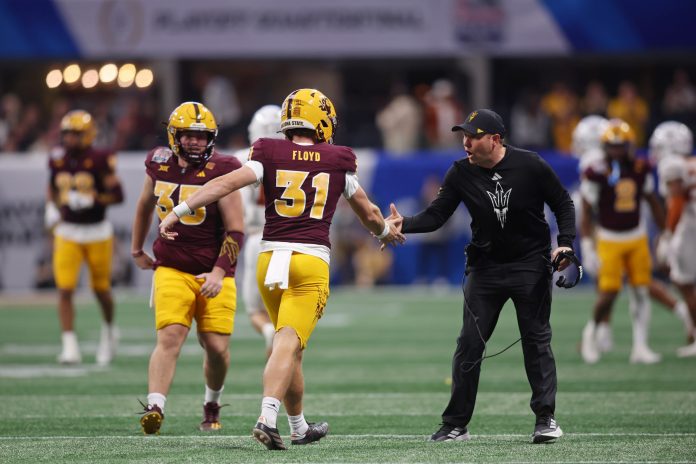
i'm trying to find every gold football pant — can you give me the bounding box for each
[256,252,329,349]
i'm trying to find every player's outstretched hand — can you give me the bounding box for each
[159,212,180,240]
[379,222,406,249]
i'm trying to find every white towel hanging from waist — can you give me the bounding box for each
[264,249,292,290]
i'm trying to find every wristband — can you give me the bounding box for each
[131,250,144,258]
[376,221,391,240]
[216,231,245,276]
[173,201,192,218]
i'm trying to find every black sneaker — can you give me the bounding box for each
[291,421,329,445]
[531,415,563,443]
[252,420,287,450]
[430,423,470,442]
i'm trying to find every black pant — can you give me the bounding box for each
[442,260,556,427]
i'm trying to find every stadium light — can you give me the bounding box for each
[63,64,81,84]
[99,63,118,83]
[135,68,154,88]
[117,63,136,88]
[82,69,99,89]
[46,69,63,88]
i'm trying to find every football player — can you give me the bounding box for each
[652,121,696,356]
[130,102,244,434]
[46,110,124,366]
[579,119,665,364]
[574,117,692,353]
[232,105,285,358]
[159,89,403,449]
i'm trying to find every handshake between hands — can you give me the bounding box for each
[377,203,406,250]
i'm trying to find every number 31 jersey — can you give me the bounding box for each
[249,138,357,248]
[145,147,242,276]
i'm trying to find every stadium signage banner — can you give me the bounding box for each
[52,0,568,57]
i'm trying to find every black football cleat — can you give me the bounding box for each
[531,415,563,443]
[291,421,329,445]
[429,423,470,442]
[252,420,287,450]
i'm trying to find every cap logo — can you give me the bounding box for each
[477,128,484,134]
[468,111,478,122]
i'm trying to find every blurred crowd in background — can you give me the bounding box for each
[1,60,695,156]
[1,58,695,289]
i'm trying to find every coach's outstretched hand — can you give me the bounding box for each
[159,212,180,240]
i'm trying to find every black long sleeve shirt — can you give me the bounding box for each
[402,145,575,267]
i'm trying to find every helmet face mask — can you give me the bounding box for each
[60,110,96,150]
[280,89,338,143]
[167,101,218,165]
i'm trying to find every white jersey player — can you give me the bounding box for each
[652,121,696,357]
[233,105,285,356]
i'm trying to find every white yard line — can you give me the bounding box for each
[0,432,694,440]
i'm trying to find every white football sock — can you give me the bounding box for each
[596,322,613,352]
[261,323,276,349]
[288,412,309,437]
[628,286,652,349]
[62,331,78,349]
[260,396,281,428]
[147,392,166,412]
[205,385,223,405]
[673,301,694,336]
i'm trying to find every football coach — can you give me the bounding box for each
[386,109,576,443]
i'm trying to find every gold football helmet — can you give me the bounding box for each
[60,110,96,148]
[280,88,338,143]
[601,119,636,146]
[167,101,218,164]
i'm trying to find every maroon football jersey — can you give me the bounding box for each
[48,146,117,224]
[145,148,243,277]
[250,138,358,248]
[584,158,651,231]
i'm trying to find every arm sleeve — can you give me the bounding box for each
[540,159,576,248]
[343,172,360,199]
[402,167,461,233]
[244,160,264,185]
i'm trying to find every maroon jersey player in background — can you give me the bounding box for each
[46,110,124,366]
[130,102,244,434]
[159,89,403,450]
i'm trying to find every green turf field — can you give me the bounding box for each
[0,287,694,463]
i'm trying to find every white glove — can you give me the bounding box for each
[655,231,672,268]
[67,190,95,211]
[580,237,599,276]
[44,201,61,230]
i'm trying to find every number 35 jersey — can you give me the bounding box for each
[247,138,358,249]
[145,147,242,276]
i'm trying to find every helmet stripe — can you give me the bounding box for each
[193,103,201,121]
[286,98,293,120]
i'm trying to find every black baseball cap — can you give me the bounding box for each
[452,109,506,138]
